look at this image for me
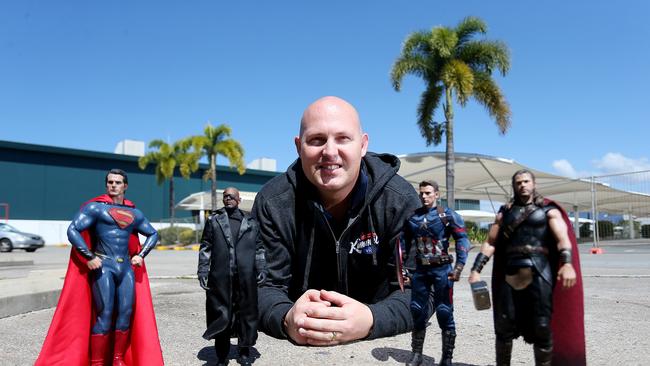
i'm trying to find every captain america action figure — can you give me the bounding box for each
[403,180,470,366]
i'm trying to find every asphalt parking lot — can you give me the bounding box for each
[1,242,649,365]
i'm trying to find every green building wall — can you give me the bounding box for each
[0,140,278,221]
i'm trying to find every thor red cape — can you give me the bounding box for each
[549,199,586,366]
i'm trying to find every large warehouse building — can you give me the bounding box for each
[0,140,279,245]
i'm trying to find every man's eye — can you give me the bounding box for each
[307,138,326,146]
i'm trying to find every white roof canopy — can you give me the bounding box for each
[398,152,650,216]
[456,209,496,222]
[176,189,257,212]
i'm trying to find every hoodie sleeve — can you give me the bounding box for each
[366,173,421,339]
[252,193,295,339]
[366,288,414,339]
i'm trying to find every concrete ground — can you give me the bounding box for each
[1,242,649,365]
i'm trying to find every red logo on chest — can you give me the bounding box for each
[109,208,135,229]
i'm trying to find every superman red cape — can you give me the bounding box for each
[35,194,164,366]
[491,198,585,366]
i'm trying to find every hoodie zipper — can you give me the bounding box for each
[320,210,361,294]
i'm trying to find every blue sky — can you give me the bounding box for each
[2,1,649,178]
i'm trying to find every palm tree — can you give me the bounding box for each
[191,123,245,211]
[138,138,201,226]
[391,16,511,209]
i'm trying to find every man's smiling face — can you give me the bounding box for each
[295,97,368,200]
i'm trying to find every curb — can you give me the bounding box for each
[0,276,197,319]
[0,260,34,267]
[156,245,199,251]
[51,244,200,251]
[0,290,61,319]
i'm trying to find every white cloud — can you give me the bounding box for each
[592,153,650,174]
[552,159,577,178]
[553,153,650,179]
[552,159,590,178]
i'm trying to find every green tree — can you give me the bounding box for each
[642,224,650,238]
[579,223,592,238]
[597,220,614,239]
[138,138,201,227]
[191,123,245,211]
[391,16,511,209]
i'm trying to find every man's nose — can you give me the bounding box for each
[321,139,337,157]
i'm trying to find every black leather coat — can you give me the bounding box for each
[197,208,262,345]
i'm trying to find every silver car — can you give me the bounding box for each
[0,223,45,252]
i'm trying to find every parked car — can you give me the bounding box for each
[0,223,45,252]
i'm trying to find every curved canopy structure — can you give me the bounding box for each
[397,152,650,217]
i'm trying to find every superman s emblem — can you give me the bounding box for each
[109,208,135,229]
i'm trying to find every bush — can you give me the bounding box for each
[642,225,650,238]
[465,221,477,232]
[179,229,202,245]
[466,222,489,244]
[579,223,592,238]
[158,226,193,245]
[597,221,615,239]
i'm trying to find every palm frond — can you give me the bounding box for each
[455,16,487,45]
[215,139,246,175]
[458,40,510,76]
[138,153,155,170]
[174,136,195,152]
[191,122,247,194]
[159,158,176,178]
[138,137,201,184]
[147,139,166,149]
[416,85,444,146]
[441,60,474,106]
[472,72,511,133]
[189,135,206,152]
[177,151,201,178]
[202,169,211,181]
[401,31,432,56]
[429,27,458,58]
[391,55,428,91]
[204,123,232,145]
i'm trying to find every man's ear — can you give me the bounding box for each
[124,183,128,192]
[360,133,369,157]
[294,136,301,156]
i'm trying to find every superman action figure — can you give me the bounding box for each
[36,169,164,366]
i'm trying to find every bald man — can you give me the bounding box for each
[252,96,421,345]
